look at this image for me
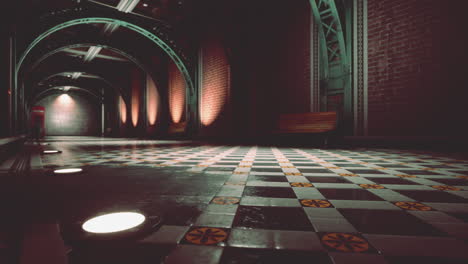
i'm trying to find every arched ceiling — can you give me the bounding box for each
[10,0,195,117]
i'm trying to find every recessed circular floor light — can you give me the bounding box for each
[82,212,146,234]
[53,168,83,174]
[43,150,61,154]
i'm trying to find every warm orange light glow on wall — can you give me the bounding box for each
[200,39,230,126]
[119,96,127,124]
[169,62,185,123]
[146,75,159,126]
[131,69,141,127]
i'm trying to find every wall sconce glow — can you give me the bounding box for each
[131,70,141,127]
[200,41,229,126]
[54,168,83,174]
[169,62,185,123]
[42,150,61,154]
[82,212,146,234]
[57,94,73,106]
[146,75,159,125]
[119,96,127,124]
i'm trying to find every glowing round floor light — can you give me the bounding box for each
[82,212,146,234]
[43,150,60,154]
[54,168,83,174]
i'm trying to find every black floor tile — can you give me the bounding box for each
[243,186,297,198]
[248,175,288,182]
[394,190,468,203]
[323,160,347,163]
[220,248,332,264]
[424,165,456,169]
[233,206,314,231]
[318,189,384,201]
[292,162,321,166]
[451,171,468,176]
[205,167,236,172]
[337,164,366,167]
[216,162,241,166]
[374,163,409,168]
[431,178,468,186]
[397,170,443,175]
[298,168,333,173]
[338,209,446,236]
[305,176,351,183]
[347,169,385,174]
[252,163,277,166]
[250,168,283,172]
[364,177,418,185]
[102,161,128,164]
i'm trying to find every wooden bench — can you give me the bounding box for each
[273,112,338,146]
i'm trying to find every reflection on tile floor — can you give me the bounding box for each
[30,138,468,263]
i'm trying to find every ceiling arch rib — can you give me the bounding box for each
[31,73,119,105]
[32,86,104,106]
[16,4,193,97]
[22,42,164,107]
[26,60,132,97]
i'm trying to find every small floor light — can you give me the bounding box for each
[42,150,61,154]
[82,212,146,234]
[53,168,83,174]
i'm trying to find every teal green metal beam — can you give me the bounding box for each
[24,43,158,106]
[309,0,352,133]
[309,0,348,68]
[16,17,194,95]
[31,86,103,108]
[32,71,121,105]
[15,17,196,132]
[310,0,329,79]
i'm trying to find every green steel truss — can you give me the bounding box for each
[24,42,160,106]
[309,0,352,132]
[309,0,349,76]
[15,5,197,132]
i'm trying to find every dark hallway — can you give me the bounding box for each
[1,0,468,263]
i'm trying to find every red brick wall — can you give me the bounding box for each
[168,61,186,124]
[367,0,468,136]
[200,34,231,135]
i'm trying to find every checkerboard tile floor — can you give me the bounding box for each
[37,138,468,263]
